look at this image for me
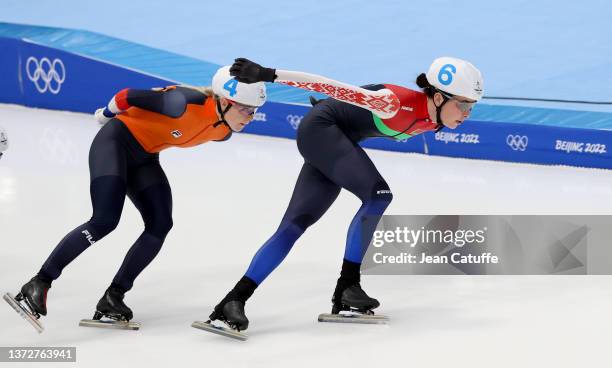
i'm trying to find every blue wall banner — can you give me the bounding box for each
[424,121,612,169]
[0,37,173,113]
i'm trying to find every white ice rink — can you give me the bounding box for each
[1,104,611,367]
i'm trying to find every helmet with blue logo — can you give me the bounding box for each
[212,66,267,107]
[425,57,484,101]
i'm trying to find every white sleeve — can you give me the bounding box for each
[275,70,400,119]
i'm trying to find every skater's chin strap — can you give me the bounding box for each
[214,98,233,129]
[432,88,454,132]
[434,98,450,132]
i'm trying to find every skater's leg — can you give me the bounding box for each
[299,124,393,265]
[326,152,392,281]
[38,177,127,282]
[8,121,129,324]
[211,163,340,328]
[296,120,391,311]
[111,162,173,292]
[86,123,169,324]
[319,149,390,308]
[37,121,130,282]
[244,162,341,285]
[325,153,391,305]
[211,111,386,327]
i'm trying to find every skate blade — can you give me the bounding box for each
[79,318,140,330]
[191,320,247,341]
[318,312,389,324]
[3,293,44,333]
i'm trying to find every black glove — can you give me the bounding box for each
[229,58,276,83]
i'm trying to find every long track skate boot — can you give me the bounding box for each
[192,298,249,341]
[79,286,140,330]
[3,275,51,333]
[318,260,388,324]
[331,282,380,315]
[192,276,257,341]
[210,299,249,331]
[319,282,388,324]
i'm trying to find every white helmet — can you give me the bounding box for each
[212,66,267,107]
[425,57,484,101]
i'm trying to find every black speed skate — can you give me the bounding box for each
[210,300,249,331]
[332,283,380,315]
[318,283,388,324]
[192,300,249,341]
[79,287,140,330]
[3,276,51,333]
[95,286,133,321]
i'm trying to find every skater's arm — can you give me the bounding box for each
[230,58,400,119]
[94,86,208,125]
[109,87,191,117]
[275,70,399,118]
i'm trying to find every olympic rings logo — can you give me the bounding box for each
[506,134,528,151]
[286,115,303,130]
[26,56,66,94]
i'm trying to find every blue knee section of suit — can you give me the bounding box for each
[245,222,305,285]
[344,196,392,263]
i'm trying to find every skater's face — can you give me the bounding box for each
[219,98,256,132]
[434,92,476,129]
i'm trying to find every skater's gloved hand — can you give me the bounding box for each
[94,107,115,125]
[0,126,8,158]
[230,58,276,83]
